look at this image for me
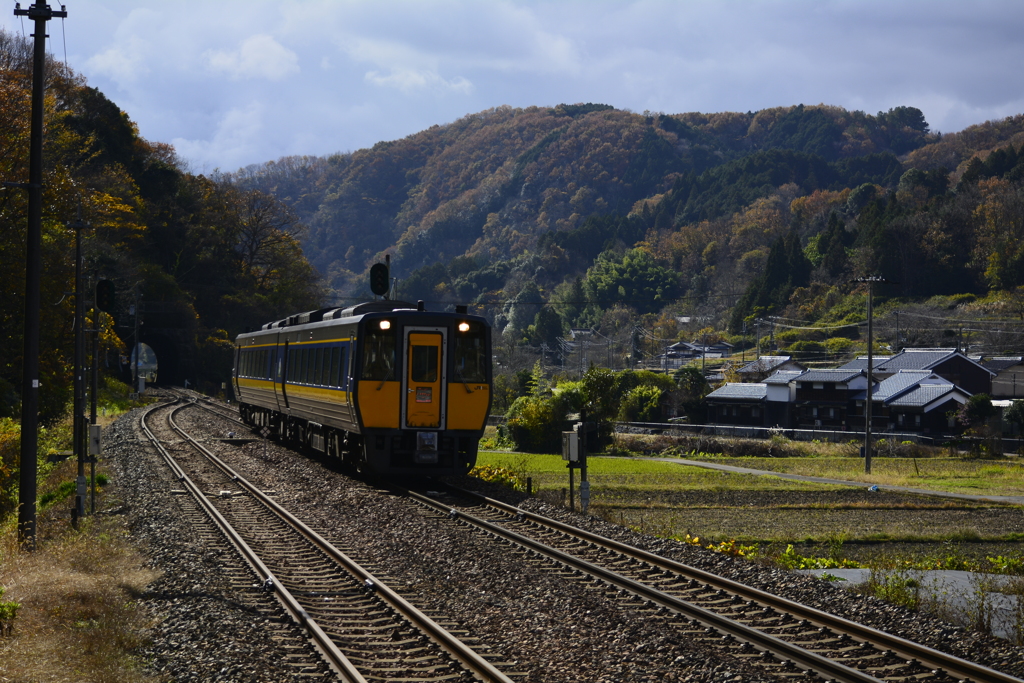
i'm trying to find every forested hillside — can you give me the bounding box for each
[229,99,1024,362]
[0,31,321,420]
[6,20,1024,422]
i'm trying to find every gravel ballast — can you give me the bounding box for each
[107,401,1024,682]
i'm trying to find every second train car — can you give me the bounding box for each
[233,300,491,476]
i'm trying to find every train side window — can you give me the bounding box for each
[297,348,306,383]
[361,326,395,381]
[288,348,297,382]
[327,347,337,387]
[332,348,345,387]
[454,324,487,383]
[313,348,323,385]
[262,350,269,378]
[322,348,332,386]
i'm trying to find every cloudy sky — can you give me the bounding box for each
[4,0,1023,173]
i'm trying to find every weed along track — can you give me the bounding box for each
[401,482,1024,683]
[140,398,516,683]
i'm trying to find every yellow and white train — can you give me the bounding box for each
[233,301,491,476]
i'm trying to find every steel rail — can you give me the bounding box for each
[447,485,1024,683]
[139,401,368,683]
[404,487,886,683]
[163,403,514,683]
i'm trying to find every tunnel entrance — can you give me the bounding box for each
[130,343,158,386]
[120,328,194,388]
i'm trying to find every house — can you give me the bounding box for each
[705,383,768,426]
[884,383,969,433]
[762,370,802,428]
[791,368,867,430]
[737,355,805,383]
[659,340,733,371]
[984,357,1024,399]
[849,370,969,434]
[840,348,994,395]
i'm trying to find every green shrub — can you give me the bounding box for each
[618,385,662,422]
[500,394,567,453]
[785,340,826,354]
[824,337,855,354]
[468,464,524,491]
[0,585,20,637]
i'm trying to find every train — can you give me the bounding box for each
[233,300,492,476]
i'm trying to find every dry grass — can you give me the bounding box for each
[0,464,160,683]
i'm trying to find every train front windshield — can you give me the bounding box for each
[361,321,396,381]
[454,322,487,382]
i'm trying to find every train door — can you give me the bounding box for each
[277,338,289,410]
[402,328,446,430]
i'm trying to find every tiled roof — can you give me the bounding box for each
[794,369,863,384]
[764,370,803,385]
[984,356,1024,372]
[837,356,892,370]
[887,383,960,408]
[876,349,957,371]
[706,383,767,400]
[738,356,792,373]
[872,370,939,401]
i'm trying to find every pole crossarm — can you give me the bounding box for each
[14,3,67,20]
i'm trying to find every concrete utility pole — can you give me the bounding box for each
[72,218,86,525]
[855,276,886,475]
[14,1,67,550]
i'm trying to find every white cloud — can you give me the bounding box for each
[84,37,151,86]
[205,35,300,81]
[365,68,473,95]
[171,102,266,172]
[13,0,1024,171]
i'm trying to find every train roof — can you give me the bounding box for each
[238,301,486,338]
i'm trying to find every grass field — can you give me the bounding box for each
[475,450,1024,555]
[477,451,1024,498]
[684,455,1024,497]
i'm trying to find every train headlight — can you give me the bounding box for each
[379,320,391,331]
[458,322,470,333]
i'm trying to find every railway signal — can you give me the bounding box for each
[369,262,389,297]
[95,279,114,312]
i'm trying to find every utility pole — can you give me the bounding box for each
[72,218,87,525]
[14,0,67,551]
[754,318,761,360]
[894,310,900,354]
[89,275,100,514]
[855,276,886,475]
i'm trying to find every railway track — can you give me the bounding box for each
[401,482,1024,683]
[140,398,518,683]
[169,392,1024,681]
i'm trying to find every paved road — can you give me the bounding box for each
[604,455,1024,506]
